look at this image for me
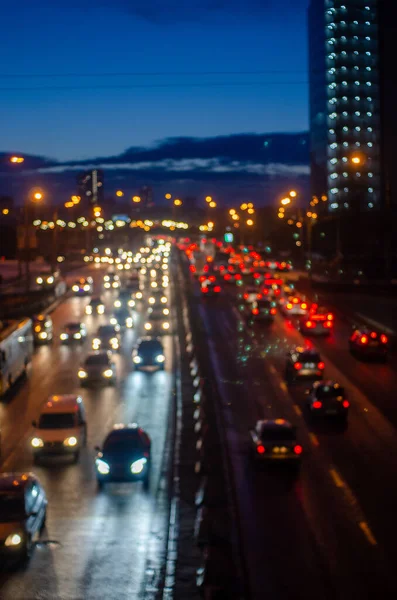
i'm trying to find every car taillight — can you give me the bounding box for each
[270,308,277,315]
[243,293,248,299]
[360,335,368,344]
[301,303,307,310]
[203,265,209,273]
[201,287,208,293]
[219,266,225,271]
[318,362,325,370]
[305,320,314,328]
[323,321,332,328]
[292,297,299,304]
[342,400,350,408]
[235,274,242,280]
[199,275,206,282]
[257,445,265,454]
[293,445,303,455]
[380,334,388,344]
[312,401,322,409]
[209,275,216,282]
[254,273,260,279]
[257,293,262,299]
[263,288,269,295]
[274,289,281,295]
[214,286,221,293]
[224,274,231,280]
[370,331,377,339]
[189,265,196,273]
[286,303,293,310]
[327,313,334,321]
[294,362,302,370]
[252,308,259,315]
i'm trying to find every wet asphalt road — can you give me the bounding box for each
[190,270,397,600]
[0,265,174,599]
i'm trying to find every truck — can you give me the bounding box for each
[0,318,34,396]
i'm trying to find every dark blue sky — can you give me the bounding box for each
[1,0,309,161]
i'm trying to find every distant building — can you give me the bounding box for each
[77,170,104,206]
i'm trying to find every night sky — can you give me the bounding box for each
[1,0,309,161]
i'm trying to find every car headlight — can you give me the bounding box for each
[104,276,110,281]
[60,333,68,340]
[110,317,117,325]
[148,297,155,305]
[31,437,44,448]
[37,277,43,284]
[98,305,105,314]
[92,338,101,346]
[112,282,119,288]
[133,356,141,364]
[126,318,133,328]
[144,323,152,330]
[63,436,78,447]
[39,332,48,340]
[74,333,81,339]
[161,296,167,303]
[151,282,157,288]
[114,300,121,308]
[130,457,147,474]
[78,369,88,378]
[72,285,79,292]
[86,306,93,314]
[136,292,143,299]
[5,533,22,547]
[103,369,113,378]
[156,354,165,363]
[84,285,90,291]
[96,458,110,475]
[128,300,135,307]
[110,337,118,345]
[163,308,169,315]
[162,322,170,330]
[47,276,54,284]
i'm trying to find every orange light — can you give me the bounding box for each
[116,190,124,197]
[10,156,24,164]
[165,193,172,200]
[289,190,297,198]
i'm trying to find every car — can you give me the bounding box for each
[92,324,121,351]
[200,280,222,296]
[94,424,151,490]
[35,270,60,288]
[248,299,277,323]
[242,286,261,304]
[71,277,93,295]
[110,308,134,329]
[59,322,87,343]
[31,395,87,462]
[78,352,116,386]
[32,314,53,344]
[306,381,349,419]
[299,305,334,336]
[103,273,120,289]
[113,291,135,310]
[0,473,47,565]
[285,346,325,383]
[143,307,170,334]
[85,296,105,315]
[349,326,389,361]
[261,277,283,299]
[281,296,309,317]
[132,337,165,370]
[249,419,302,464]
[147,289,168,304]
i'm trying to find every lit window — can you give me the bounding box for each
[330,173,338,179]
[355,127,361,131]
[356,173,361,178]
[354,66,359,71]
[330,188,339,194]
[342,111,348,116]
[366,67,371,71]
[330,158,338,164]
[366,51,371,56]
[367,127,373,132]
[330,142,338,149]
[354,51,359,55]
[365,22,370,26]
[368,203,374,208]
[342,81,348,86]
[343,187,349,192]
[355,142,361,147]
[367,97,372,101]
[353,36,358,40]
[341,36,347,41]
[344,203,349,208]
[368,187,374,193]
[342,157,348,162]
[368,173,373,178]
[330,203,339,209]
[366,82,372,86]
[367,142,373,147]
[355,96,360,101]
[342,96,347,101]
[343,142,349,147]
[329,129,335,134]
[341,66,347,71]
[343,172,348,178]
[355,111,360,116]
[343,126,348,132]
[365,6,370,10]
[367,112,372,116]
[341,51,347,56]
[353,21,358,25]
[365,37,371,41]
[355,81,360,86]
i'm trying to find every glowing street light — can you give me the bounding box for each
[116,190,124,197]
[209,201,217,208]
[71,195,80,204]
[32,191,43,202]
[132,196,141,203]
[174,199,182,206]
[246,219,254,226]
[229,208,236,215]
[205,196,212,203]
[281,197,291,206]
[240,203,248,210]
[65,201,74,208]
[165,193,172,200]
[289,190,297,198]
[351,156,361,165]
[10,156,25,164]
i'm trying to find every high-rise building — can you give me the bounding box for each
[309,0,381,215]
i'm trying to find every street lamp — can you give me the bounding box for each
[209,201,216,208]
[205,196,212,203]
[289,190,297,198]
[132,196,141,203]
[10,156,24,164]
[33,191,43,202]
[116,190,124,197]
[174,199,182,206]
[165,193,172,200]
[281,197,291,206]
[246,219,254,227]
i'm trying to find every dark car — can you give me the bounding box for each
[299,305,334,336]
[132,337,165,370]
[285,346,325,383]
[349,326,389,361]
[248,299,277,323]
[85,296,105,315]
[110,308,134,329]
[92,324,121,351]
[95,424,151,490]
[32,314,53,344]
[113,291,135,310]
[71,277,93,296]
[78,352,116,386]
[0,473,47,565]
[249,419,302,464]
[59,322,87,343]
[200,279,222,296]
[307,381,349,419]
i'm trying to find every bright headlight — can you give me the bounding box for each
[114,300,121,308]
[151,282,157,288]
[133,356,141,364]
[104,283,110,288]
[112,282,119,288]
[110,337,118,344]
[5,533,22,547]
[148,297,155,304]
[64,436,78,447]
[110,317,117,325]
[130,457,147,474]
[126,318,133,327]
[47,276,54,284]
[128,300,135,307]
[78,369,88,378]
[136,292,143,299]
[156,354,165,363]
[31,437,44,448]
[103,369,113,378]
[85,306,93,314]
[39,332,48,340]
[150,269,156,277]
[37,277,43,284]
[162,322,170,330]
[72,285,79,292]
[104,275,110,281]
[96,459,110,475]
[93,338,101,346]
[60,333,68,340]
[161,296,167,303]
[98,305,105,314]
[144,323,152,331]
[163,308,169,315]
[84,285,90,291]
[74,333,81,339]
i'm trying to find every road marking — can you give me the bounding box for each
[359,521,378,546]
[309,433,320,447]
[329,468,344,488]
[279,381,288,392]
[293,405,302,417]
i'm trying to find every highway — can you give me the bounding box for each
[183,257,397,600]
[0,264,175,599]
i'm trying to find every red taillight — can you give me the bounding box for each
[189,265,196,273]
[293,445,303,455]
[214,286,221,293]
[209,275,216,282]
[201,287,208,293]
[292,297,299,304]
[254,273,260,279]
[219,265,225,271]
[323,321,332,328]
[257,445,265,454]
[370,331,377,339]
[228,266,234,272]
[327,313,334,321]
[342,400,350,408]
[224,274,231,281]
[360,335,368,345]
[203,264,209,273]
[252,308,259,315]
[270,308,277,315]
[301,302,307,310]
[199,275,206,282]
[274,289,281,295]
[318,362,325,370]
[286,303,293,310]
[235,274,242,280]
[294,362,302,370]
[257,293,262,299]
[263,288,269,295]
[312,401,322,409]
[380,334,388,344]
[243,293,248,299]
[305,320,314,328]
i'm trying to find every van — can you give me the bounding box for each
[32,314,53,344]
[31,395,87,463]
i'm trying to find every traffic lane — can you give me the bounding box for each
[237,307,397,570]
[0,335,174,600]
[197,295,395,599]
